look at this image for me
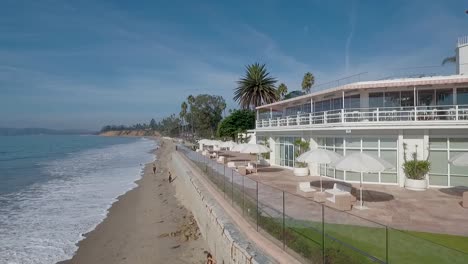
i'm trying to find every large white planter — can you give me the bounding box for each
[294,167,309,177]
[405,178,428,191]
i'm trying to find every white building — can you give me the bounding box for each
[254,37,468,188]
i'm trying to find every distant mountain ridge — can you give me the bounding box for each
[0,127,96,136]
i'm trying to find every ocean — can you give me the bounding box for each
[0,135,157,264]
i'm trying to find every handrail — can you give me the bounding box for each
[256,105,468,128]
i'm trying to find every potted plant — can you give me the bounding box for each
[293,139,310,177]
[402,143,431,191]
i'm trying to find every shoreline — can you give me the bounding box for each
[60,138,207,264]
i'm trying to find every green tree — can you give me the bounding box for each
[187,95,195,135]
[149,118,157,130]
[217,109,255,140]
[234,63,278,109]
[442,56,456,65]
[277,83,288,100]
[180,101,188,136]
[301,72,315,94]
[190,94,226,138]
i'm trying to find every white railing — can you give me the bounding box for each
[255,105,468,129]
[458,36,468,47]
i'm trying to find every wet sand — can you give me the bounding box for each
[61,139,207,264]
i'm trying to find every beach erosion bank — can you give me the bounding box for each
[61,138,208,264]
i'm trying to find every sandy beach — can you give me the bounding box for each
[61,139,207,264]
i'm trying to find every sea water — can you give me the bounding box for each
[0,135,157,264]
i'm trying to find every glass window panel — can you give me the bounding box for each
[346,171,360,181]
[380,150,397,170]
[451,175,468,187]
[450,138,468,149]
[380,138,397,148]
[320,164,326,176]
[428,150,448,174]
[362,138,378,148]
[335,138,344,148]
[436,89,453,106]
[429,138,447,149]
[428,174,448,186]
[346,138,361,148]
[336,149,344,156]
[363,173,379,182]
[326,138,334,147]
[457,88,468,105]
[275,144,281,165]
[316,137,324,146]
[450,151,468,175]
[326,166,335,178]
[332,98,343,110]
[381,173,397,183]
[344,94,360,109]
[363,149,379,158]
[369,92,384,108]
[418,90,435,106]
[336,170,345,180]
[384,92,400,107]
[400,91,414,107]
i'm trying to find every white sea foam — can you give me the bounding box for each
[0,138,157,264]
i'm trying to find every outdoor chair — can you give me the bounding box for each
[325,194,352,211]
[227,162,236,168]
[297,182,316,198]
[246,163,256,174]
[463,191,468,208]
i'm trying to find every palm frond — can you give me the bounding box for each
[442,56,456,65]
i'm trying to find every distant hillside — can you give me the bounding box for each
[99,130,161,137]
[0,127,95,136]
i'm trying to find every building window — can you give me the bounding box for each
[384,92,400,107]
[429,138,468,187]
[316,136,398,184]
[369,92,384,108]
[344,94,360,109]
[436,89,453,105]
[457,88,468,105]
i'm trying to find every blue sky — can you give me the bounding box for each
[0,0,467,130]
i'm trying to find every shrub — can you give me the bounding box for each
[402,143,431,180]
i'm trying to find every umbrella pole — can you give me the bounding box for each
[360,172,363,208]
[320,170,323,193]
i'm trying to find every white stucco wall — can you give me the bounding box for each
[457,42,468,75]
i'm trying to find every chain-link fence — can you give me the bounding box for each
[177,145,468,264]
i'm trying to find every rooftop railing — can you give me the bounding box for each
[256,105,468,129]
[458,36,468,47]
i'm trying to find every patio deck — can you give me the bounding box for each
[219,151,468,236]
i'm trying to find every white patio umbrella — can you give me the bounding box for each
[220,140,237,150]
[333,152,395,210]
[236,144,271,173]
[231,143,248,152]
[449,152,468,166]
[296,148,343,192]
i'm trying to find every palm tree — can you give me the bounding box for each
[302,72,315,94]
[442,56,456,65]
[180,101,187,137]
[187,95,195,136]
[277,83,288,100]
[234,63,278,109]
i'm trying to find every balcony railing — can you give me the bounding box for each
[256,105,468,129]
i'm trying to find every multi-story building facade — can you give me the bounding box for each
[254,37,468,188]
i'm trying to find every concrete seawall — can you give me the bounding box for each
[170,151,274,264]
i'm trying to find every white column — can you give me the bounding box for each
[270,107,273,119]
[453,87,457,105]
[342,91,345,109]
[397,130,405,187]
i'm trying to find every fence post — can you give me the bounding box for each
[231,169,234,205]
[223,167,226,198]
[256,181,259,231]
[322,204,325,264]
[242,175,245,216]
[282,191,285,250]
[386,226,389,264]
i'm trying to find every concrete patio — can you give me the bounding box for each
[218,150,468,237]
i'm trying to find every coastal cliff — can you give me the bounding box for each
[99,130,161,137]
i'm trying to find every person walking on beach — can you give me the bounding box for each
[168,171,172,183]
[206,253,216,264]
[152,164,157,174]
